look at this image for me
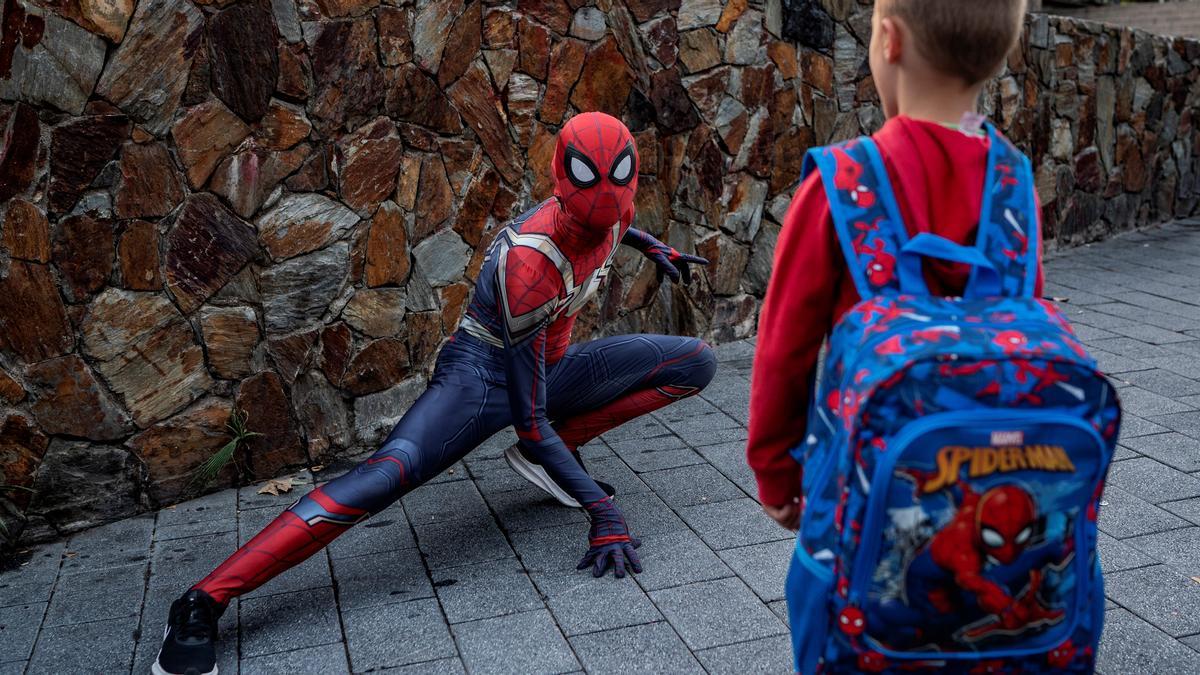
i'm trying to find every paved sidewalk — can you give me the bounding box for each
[4,220,1200,674]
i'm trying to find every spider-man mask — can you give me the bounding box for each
[551,112,639,232]
[975,485,1037,566]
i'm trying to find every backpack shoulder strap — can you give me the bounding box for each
[802,137,910,299]
[970,125,1040,298]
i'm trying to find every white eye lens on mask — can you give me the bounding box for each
[569,156,596,185]
[981,528,1004,548]
[609,143,636,186]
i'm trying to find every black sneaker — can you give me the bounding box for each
[504,444,616,507]
[152,589,221,675]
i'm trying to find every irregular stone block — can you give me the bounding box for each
[257,193,359,262]
[117,220,161,291]
[366,201,411,288]
[235,371,306,478]
[127,397,234,503]
[52,213,115,302]
[307,17,384,133]
[438,0,480,87]
[26,355,133,441]
[48,113,130,215]
[259,242,350,332]
[385,64,463,134]
[0,0,107,114]
[337,117,403,213]
[377,6,413,66]
[412,0,463,75]
[171,99,251,188]
[319,322,353,385]
[412,229,470,288]
[3,198,50,262]
[210,143,311,219]
[342,288,406,338]
[265,328,319,385]
[0,261,73,362]
[82,289,213,427]
[95,0,205,134]
[541,38,586,125]
[165,194,260,313]
[29,439,143,534]
[571,37,633,117]
[625,0,680,23]
[257,99,311,150]
[353,376,424,446]
[446,61,523,184]
[570,7,605,41]
[0,103,40,202]
[51,0,135,43]
[641,16,678,68]
[114,141,186,218]
[517,16,551,80]
[200,306,260,380]
[208,2,279,122]
[0,412,47,507]
[342,337,410,396]
[292,371,350,451]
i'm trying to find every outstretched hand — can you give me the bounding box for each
[646,244,709,285]
[580,496,643,579]
[578,538,643,579]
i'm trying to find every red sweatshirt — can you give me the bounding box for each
[747,116,1045,507]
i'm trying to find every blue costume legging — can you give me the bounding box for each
[194,331,716,604]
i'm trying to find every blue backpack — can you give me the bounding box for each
[785,126,1121,674]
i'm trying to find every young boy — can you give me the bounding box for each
[747,0,1043,530]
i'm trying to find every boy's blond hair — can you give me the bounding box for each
[882,0,1027,85]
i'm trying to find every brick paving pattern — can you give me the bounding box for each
[3,220,1200,673]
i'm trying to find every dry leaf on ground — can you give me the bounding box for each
[257,477,295,496]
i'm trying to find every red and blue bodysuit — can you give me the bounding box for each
[191,112,716,604]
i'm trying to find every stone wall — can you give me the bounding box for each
[0,0,1197,544]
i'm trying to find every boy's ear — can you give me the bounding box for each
[879,15,904,64]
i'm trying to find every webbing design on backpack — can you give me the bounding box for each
[785,126,1120,674]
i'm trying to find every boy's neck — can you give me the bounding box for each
[893,69,984,127]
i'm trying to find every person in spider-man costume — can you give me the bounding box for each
[864,475,1068,652]
[152,112,716,675]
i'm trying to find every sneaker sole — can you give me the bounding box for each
[504,445,581,508]
[152,625,218,675]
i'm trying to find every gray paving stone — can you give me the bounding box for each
[238,471,314,510]
[27,614,138,673]
[242,549,331,601]
[1121,433,1200,472]
[344,597,456,671]
[1070,323,1119,341]
[655,394,723,422]
[649,577,786,650]
[1180,633,1200,655]
[640,464,747,509]
[1154,411,1200,439]
[60,516,154,573]
[633,529,734,592]
[452,609,579,675]
[1116,387,1197,417]
[1125,527,1200,574]
[1098,532,1158,573]
[510,522,587,573]
[608,434,707,473]
[694,634,793,675]
[0,542,63,608]
[1091,348,1152,375]
[0,601,46,661]
[1091,337,1181,359]
[1097,608,1200,675]
[1120,414,1172,441]
[532,568,662,636]
[1120,369,1200,398]
[672,416,749,448]
[332,546,432,611]
[432,558,543,624]
[403,480,490,526]
[148,530,238,591]
[1143,354,1200,381]
[487,488,588,533]
[378,657,467,673]
[241,642,351,674]
[426,460,469,484]
[679,498,793,550]
[583,455,652,497]
[568,621,705,674]
[1104,565,1200,637]
[327,503,416,559]
[1105,323,1195,345]
[694,441,760,497]
[156,488,238,527]
[468,457,536,497]
[0,662,25,675]
[1113,444,1140,462]
[414,516,514,570]
[154,516,237,542]
[768,599,790,627]
[45,562,146,626]
[618,492,687,537]
[1098,485,1190,538]
[241,586,342,658]
[1162,497,1200,525]
[716,539,793,603]
[1107,457,1200,504]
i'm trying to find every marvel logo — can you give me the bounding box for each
[991,430,1024,446]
